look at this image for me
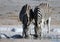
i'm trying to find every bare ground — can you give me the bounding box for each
[0,39,52,42]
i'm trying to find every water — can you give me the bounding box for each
[51,39,60,42]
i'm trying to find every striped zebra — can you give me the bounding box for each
[34,3,51,39]
[19,4,35,38]
[34,6,42,39]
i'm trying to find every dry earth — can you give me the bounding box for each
[0,39,52,42]
[0,0,60,26]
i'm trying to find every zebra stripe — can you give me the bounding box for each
[37,8,42,18]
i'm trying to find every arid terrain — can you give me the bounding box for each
[0,0,60,25]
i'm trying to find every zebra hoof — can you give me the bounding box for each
[33,34,38,39]
[24,35,29,39]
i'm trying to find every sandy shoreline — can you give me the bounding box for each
[0,39,52,42]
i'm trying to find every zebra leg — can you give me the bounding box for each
[40,27,42,40]
[22,21,25,38]
[33,26,38,39]
[37,26,42,40]
[23,24,28,38]
[40,19,45,39]
[46,17,51,33]
[33,19,38,39]
[48,17,51,33]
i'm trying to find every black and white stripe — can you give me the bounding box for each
[33,6,42,38]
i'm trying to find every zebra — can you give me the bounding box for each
[33,6,42,39]
[19,4,35,38]
[40,17,51,38]
[34,3,51,39]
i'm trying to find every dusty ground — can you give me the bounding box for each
[0,39,60,42]
[0,0,60,25]
[0,39,52,42]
